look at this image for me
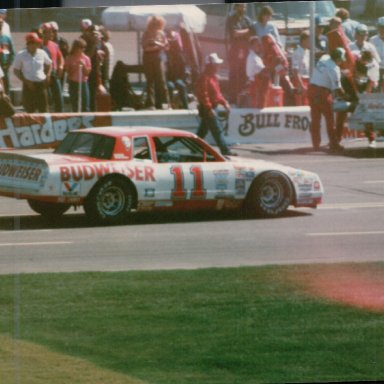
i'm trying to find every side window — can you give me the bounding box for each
[133,137,151,160]
[154,136,221,163]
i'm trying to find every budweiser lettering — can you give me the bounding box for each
[60,164,156,182]
[0,163,42,181]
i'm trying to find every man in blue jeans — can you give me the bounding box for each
[195,53,236,156]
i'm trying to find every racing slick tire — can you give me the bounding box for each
[27,200,71,219]
[244,171,293,218]
[84,176,135,225]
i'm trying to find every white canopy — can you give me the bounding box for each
[101,5,207,33]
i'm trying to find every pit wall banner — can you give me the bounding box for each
[0,114,113,149]
[226,107,314,144]
[0,109,362,150]
[0,111,202,150]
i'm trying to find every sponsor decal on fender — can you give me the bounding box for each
[0,114,112,149]
[235,179,246,195]
[213,169,229,192]
[144,188,155,198]
[62,181,81,196]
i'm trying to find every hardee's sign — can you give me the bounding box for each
[0,114,112,149]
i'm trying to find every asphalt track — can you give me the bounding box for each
[1,141,384,275]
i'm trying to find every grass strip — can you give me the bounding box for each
[1,264,383,383]
[0,335,147,384]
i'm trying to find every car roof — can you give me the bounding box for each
[73,126,197,139]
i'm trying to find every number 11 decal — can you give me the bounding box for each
[171,166,206,200]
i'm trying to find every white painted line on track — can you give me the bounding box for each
[307,231,384,237]
[0,241,72,247]
[0,213,36,218]
[319,202,384,210]
[0,230,53,234]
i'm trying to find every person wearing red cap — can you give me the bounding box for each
[13,32,52,113]
[41,23,64,112]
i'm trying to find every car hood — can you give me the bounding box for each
[228,155,295,170]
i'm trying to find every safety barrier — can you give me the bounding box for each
[0,108,367,150]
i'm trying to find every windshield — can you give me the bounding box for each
[55,132,115,160]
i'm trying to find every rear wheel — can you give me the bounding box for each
[28,200,70,219]
[84,177,135,225]
[245,172,293,218]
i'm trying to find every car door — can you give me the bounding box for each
[151,136,236,209]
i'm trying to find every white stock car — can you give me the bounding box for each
[0,127,324,224]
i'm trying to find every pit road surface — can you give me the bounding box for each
[1,144,383,275]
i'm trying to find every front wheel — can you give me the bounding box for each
[84,177,135,225]
[244,172,293,218]
[28,200,70,219]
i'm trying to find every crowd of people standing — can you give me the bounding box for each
[0,9,114,114]
[226,4,384,151]
[1,5,384,154]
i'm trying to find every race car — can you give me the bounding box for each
[0,127,324,224]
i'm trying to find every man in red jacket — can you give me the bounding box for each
[195,53,235,156]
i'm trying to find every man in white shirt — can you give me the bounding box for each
[246,36,269,108]
[291,31,310,105]
[308,48,346,152]
[13,32,52,113]
[369,17,384,91]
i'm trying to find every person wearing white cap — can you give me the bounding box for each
[349,24,381,88]
[50,21,69,59]
[369,17,384,91]
[81,19,93,33]
[308,48,347,152]
[0,9,11,37]
[195,53,235,156]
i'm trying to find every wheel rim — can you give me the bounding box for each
[97,185,126,217]
[259,179,285,209]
